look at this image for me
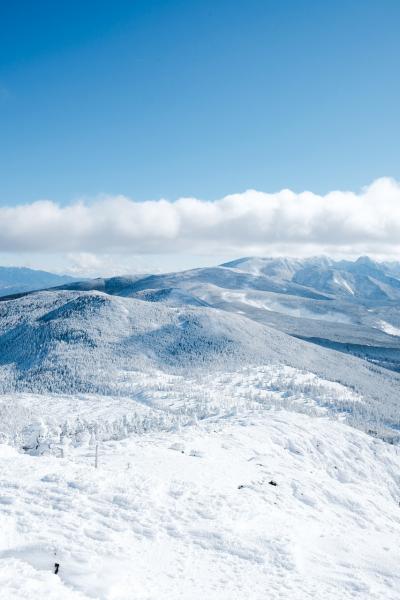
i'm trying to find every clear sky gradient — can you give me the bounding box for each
[1,0,400,206]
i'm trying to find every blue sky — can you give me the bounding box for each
[1,0,400,206]
[1,1,400,275]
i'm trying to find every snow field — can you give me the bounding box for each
[0,409,400,600]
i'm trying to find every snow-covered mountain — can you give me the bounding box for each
[0,284,400,437]
[1,256,399,415]
[1,256,400,599]
[34,256,400,372]
[222,255,400,300]
[49,255,400,307]
[0,266,75,297]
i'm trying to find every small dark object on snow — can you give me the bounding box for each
[238,484,244,489]
[54,563,60,575]
[268,480,277,486]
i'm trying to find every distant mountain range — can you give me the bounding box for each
[43,255,400,302]
[1,255,400,385]
[0,266,75,296]
[223,256,400,300]
[36,255,400,361]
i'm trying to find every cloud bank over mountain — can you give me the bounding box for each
[1,178,400,264]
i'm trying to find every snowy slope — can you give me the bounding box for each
[0,289,399,442]
[0,290,399,407]
[48,265,330,300]
[31,256,400,371]
[222,256,400,300]
[1,409,400,600]
[16,256,400,305]
[0,363,376,449]
[194,285,400,371]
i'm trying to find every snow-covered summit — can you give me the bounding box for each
[222,255,400,300]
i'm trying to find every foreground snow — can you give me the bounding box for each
[1,409,399,600]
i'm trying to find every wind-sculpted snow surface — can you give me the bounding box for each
[1,410,400,599]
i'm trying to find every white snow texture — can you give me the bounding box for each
[0,256,400,599]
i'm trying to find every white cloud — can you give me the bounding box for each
[1,178,400,267]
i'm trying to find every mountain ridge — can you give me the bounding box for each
[1,256,400,373]
[0,266,76,297]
